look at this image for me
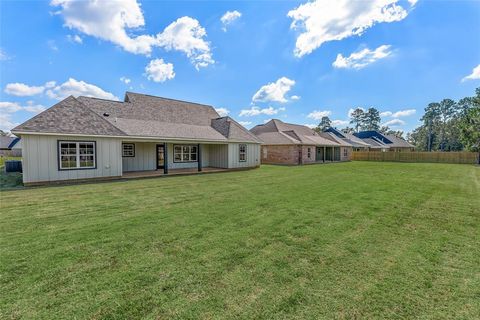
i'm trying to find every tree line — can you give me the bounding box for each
[314,107,404,138]
[408,88,480,152]
[313,88,479,154]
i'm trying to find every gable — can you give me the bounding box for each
[12,96,126,136]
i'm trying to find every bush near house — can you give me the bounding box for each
[1,162,479,319]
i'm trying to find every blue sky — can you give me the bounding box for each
[1,0,479,133]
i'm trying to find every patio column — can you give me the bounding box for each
[164,143,168,174]
[198,144,202,172]
[323,146,326,162]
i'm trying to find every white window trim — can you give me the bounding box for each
[58,141,96,170]
[173,144,198,163]
[239,144,247,162]
[122,143,135,157]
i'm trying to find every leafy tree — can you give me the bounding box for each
[380,125,403,138]
[438,99,458,151]
[421,103,441,151]
[349,108,365,132]
[363,107,381,131]
[342,127,355,134]
[459,88,480,163]
[315,116,332,133]
[410,87,479,152]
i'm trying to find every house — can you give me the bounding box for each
[0,136,22,157]
[250,119,352,165]
[324,127,372,151]
[354,131,415,152]
[11,92,261,185]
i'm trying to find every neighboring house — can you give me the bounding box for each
[0,136,22,157]
[250,119,352,165]
[12,92,261,185]
[324,127,372,151]
[354,131,415,152]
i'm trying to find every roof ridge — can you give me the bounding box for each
[125,91,214,108]
[78,96,124,103]
[76,98,128,136]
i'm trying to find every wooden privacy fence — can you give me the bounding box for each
[352,151,479,164]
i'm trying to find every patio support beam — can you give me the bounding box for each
[198,144,202,172]
[323,146,326,162]
[164,143,168,174]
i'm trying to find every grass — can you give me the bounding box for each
[1,162,479,319]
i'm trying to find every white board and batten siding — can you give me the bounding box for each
[21,135,260,184]
[21,134,122,184]
[228,143,260,168]
[122,142,156,172]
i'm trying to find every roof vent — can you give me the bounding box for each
[103,112,110,117]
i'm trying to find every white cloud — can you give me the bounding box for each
[145,59,175,83]
[221,10,241,32]
[0,102,22,113]
[51,1,213,69]
[392,109,416,117]
[156,17,214,69]
[215,107,229,117]
[462,64,480,82]
[307,110,331,121]
[263,119,272,124]
[332,119,349,126]
[4,83,45,96]
[408,0,419,6]
[46,78,118,100]
[291,95,301,100]
[0,114,18,132]
[0,48,11,61]
[252,77,296,103]
[238,121,252,127]
[24,101,47,113]
[333,45,393,69]
[383,119,405,126]
[51,0,156,55]
[304,124,317,129]
[239,106,285,117]
[0,101,46,114]
[381,109,416,118]
[120,76,131,84]
[67,34,83,44]
[287,0,411,57]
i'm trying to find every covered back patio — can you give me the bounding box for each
[121,141,230,176]
[315,146,341,162]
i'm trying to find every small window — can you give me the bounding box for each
[122,143,135,157]
[59,141,96,170]
[307,147,311,158]
[343,148,348,157]
[239,144,247,162]
[174,145,198,162]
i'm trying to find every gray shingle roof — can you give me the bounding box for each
[383,134,415,148]
[211,117,262,143]
[13,93,259,143]
[0,136,16,149]
[12,96,126,136]
[250,119,349,146]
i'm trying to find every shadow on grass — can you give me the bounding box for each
[0,170,24,190]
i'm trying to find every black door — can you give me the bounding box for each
[156,144,165,169]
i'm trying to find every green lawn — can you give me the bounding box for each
[1,162,479,319]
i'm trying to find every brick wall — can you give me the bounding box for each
[261,145,300,165]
